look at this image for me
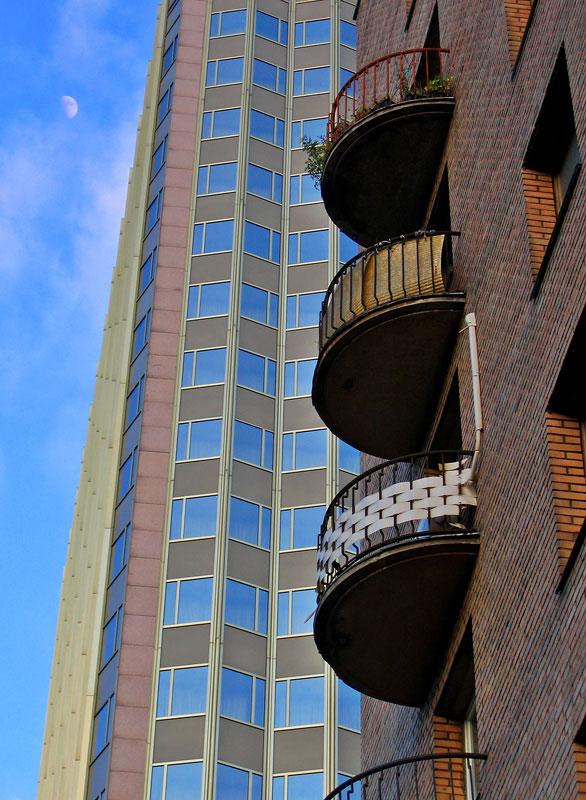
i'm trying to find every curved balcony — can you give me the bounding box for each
[313,451,479,706]
[324,752,487,800]
[321,48,455,246]
[312,231,465,460]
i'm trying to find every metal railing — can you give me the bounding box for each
[327,48,452,144]
[318,231,458,349]
[316,450,476,596]
[324,752,487,800]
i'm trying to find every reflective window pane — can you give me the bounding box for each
[177,578,213,623]
[225,579,255,630]
[220,668,252,721]
[166,763,202,800]
[184,495,217,537]
[171,666,208,715]
[188,419,222,459]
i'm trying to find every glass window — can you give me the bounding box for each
[247,163,282,202]
[284,359,316,397]
[295,19,330,46]
[256,10,288,44]
[170,496,218,539]
[280,505,325,550]
[291,118,328,148]
[225,579,268,634]
[156,666,208,716]
[275,677,324,727]
[233,421,273,469]
[102,605,123,664]
[229,497,271,549]
[110,523,130,579]
[237,350,276,396]
[150,763,203,800]
[118,448,137,499]
[293,67,330,95]
[339,441,360,473]
[340,231,359,263]
[202,108,241,138]
[197,162,238,194]
[253,59,286,94]
[340,19,356,48]
[125,376,145,426]
[176,419,222,461]
[241,283,278,327]
[250,109,284,147]
[164,578,213,624]
[181,348,226,386]
[288,230,328,264]
[157,84,173,124]
[162,36,178,73]
[192,220,234,254]
[338,679,361,731]
[210,9,247,37]
[93,695,115,756]
[217,764,262,800]
[243,221,281,263]
[289,174,321,204]
[278,589,315,635]
[146,191,163,233]
[206,57,244,86]
[220,667,265,726]
[187,282,230,318]
[286,292,325,328]
[133,309,151,356]
[273,773,323,800]
[282,429,327,470]
[151,135,168,178]
[139,247,157,294]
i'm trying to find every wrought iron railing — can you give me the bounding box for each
[316,450,476,596]
[324,752,487,800]
[327,48,452,144]
[318,231,458,349]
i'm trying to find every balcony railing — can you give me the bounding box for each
[324,752,487,800]
[317,451,476,597]
[327,47,451,145]
[318,231,458,349]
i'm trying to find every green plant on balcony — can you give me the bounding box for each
[303,135,328,188]
[416,75,454,97]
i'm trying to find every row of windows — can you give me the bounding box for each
[187,282,277,328]
[201,107,326,149]
[151,762,263,800]
[205,57,350,96]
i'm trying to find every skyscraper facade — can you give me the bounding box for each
[37,2,361,799]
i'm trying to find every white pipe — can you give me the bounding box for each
[464,312,483,479]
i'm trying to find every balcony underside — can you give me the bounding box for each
[314,533,479,706]
[312,294,465,460]
[321,99,455,247]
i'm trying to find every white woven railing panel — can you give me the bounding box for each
[317,463,476,588]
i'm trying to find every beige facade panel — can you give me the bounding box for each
[218,719,264,772]
[195,192,238,222]
[223,626,267,675]
[294,44,330,69]
[239,318,278,357]
[289,203,329,231]
[254,36,287,68]
[339,469,356,488]
[248,139,284,174]
[278,549,316,589]
[214,0,248,11]
[185,316,229,350]
[273,727,324,773]
[338,729,361,776]
[250,85,286,117]
[245,194,282,230]
[167,538,216,579]
[204,84,243,109]
[160,623,211,668]
[231,461,273,507]
[283,397,323,432]
[276,636,323,678]
[285,327,319,360]
[200,136,240,165]
[340,46,356,70]
[235,388,275,430]
[208,34,245,59]
[179,385,226,422]
[190,252,233,283]
[282,469,326,507]
[174,459,221,497]
[153,716,206,762]
[257,0,288,15]
[340,0,355,21]
[287,261,328,293]
[291,148,311,174]
[293,94,330,119]
[242,253,280,293]
[295,0,331,21]
[227,539,270,588]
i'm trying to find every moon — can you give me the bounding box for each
[61,96,78,119]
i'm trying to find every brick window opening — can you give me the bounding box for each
[523,49,581,288]
[547,307,586,584]
[575,717,586,798]
[504,0,533,67]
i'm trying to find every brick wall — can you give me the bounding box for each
[353,0,586,798]
[522,167,557,279]
[504,0,533,66]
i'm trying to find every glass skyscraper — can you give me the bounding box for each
[37,2,360,798]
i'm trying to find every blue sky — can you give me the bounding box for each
[0,1,159,797]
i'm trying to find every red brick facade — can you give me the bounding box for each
[354,1,586,797]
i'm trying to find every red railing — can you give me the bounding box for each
[327,48,451,144]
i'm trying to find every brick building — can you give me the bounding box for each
[311,0,586,797]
